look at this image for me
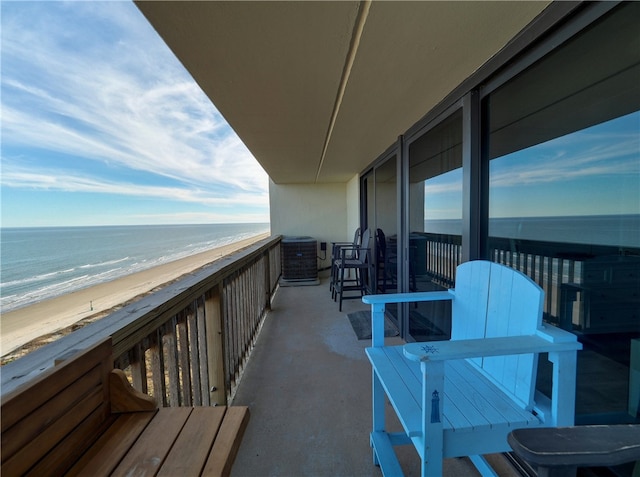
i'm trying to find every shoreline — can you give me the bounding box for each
[0,233,270,358]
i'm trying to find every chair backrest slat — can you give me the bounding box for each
[353,227,362,247]
[358,229,371,262]
[451,261,543,410]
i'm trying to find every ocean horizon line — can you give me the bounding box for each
[1,223,271,313]
[0,221,270,231]
[424,213,639,249]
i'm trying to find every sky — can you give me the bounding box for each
[1,1,270,228]
[424,111,640,220]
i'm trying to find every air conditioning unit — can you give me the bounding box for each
[280,236,319,286]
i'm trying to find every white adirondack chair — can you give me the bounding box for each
[364,260,582,476]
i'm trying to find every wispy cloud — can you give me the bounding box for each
[1,165,268,208]
[1,2,268,224]
[424,177,463,195]
[491,123,639,189]
[128,212,271,226]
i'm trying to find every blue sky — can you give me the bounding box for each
[424,111,640,220]
[1,1,270,228]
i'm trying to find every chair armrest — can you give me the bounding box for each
[331,241,354,251]
[339,246,369,253]
[339,246,370,260]
[331,242,356,259]
[537,324,583,345]
[404,334,582,362]
[362,290,453,306]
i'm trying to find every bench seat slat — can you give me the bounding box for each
[446,361,540,428]
[157,406,227,477]
[442,361,494,431]
[111,407,193,477]
[203,407,251,477]
[367,346,422,436]
[66,411,157,476]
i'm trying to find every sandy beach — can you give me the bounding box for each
[1,233,269,357]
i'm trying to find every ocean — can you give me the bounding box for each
[2,215,638,314]
[425,214,640,249]
[0,223,270,313]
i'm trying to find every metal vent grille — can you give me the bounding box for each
[281,236,317,281]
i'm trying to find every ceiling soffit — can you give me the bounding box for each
[136,1,550,185]
[137,1,360,184]
[318,1,552,183]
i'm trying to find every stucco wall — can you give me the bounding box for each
[346,175,360,239]
[269,180,352,273]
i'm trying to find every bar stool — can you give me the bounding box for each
[329,228,361,297]
[333,228,372,311]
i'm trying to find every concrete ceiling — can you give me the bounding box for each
[136,1,550,184]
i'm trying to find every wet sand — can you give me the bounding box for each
[1,233,269,356]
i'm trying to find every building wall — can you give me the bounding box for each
[346,175,360,238]
[269,180,349,272]
[360,3,640,426]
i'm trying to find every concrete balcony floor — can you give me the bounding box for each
[231,278,522,477]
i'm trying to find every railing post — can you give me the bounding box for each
[150,330,167,407]
[196,298,211,405]
[130,342,148,394]
[205,286,226,405]
[164,317,181,406]
[176,312,192,406]
[264,249,272,311]
[187,307,202,406]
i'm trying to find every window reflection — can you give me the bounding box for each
[405,110,463,341]
[487,2,640,424]
[373,155,399,324]
[489,112,640,246]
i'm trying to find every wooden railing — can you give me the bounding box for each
[488,237,639,330]
[423,233,463,288]
[1,235,282,406]
[418,232,639,325]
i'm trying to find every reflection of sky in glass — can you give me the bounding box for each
[424,169,462,220]
[489,111,639,218]
[424,111,639,220]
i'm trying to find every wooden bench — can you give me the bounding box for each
[508,425,640,477]
[363,260,582,477]
[1,338,249,477]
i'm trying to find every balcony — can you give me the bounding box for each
[0,236,513,476]
[2,234,637,476]
[228,266,523,476]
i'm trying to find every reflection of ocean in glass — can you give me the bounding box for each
[0,223,270,312]
[422,214,639,319]
[425,214,640,248]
